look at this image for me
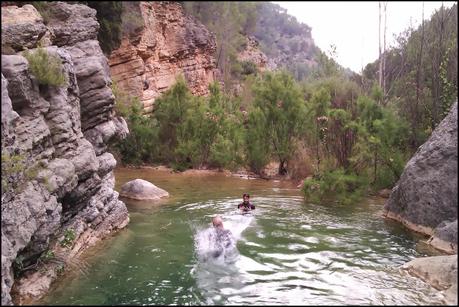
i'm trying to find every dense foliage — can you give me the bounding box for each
[112,3,456,206]
[362,3,457,150]
[85,1,123,55]
[112,77,245,172]
[114,66,409,204]
[250,71,306,174]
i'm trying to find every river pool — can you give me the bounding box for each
[39,167,445,305]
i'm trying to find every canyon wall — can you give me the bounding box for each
[108,1,217,114]
[1,2,129,305]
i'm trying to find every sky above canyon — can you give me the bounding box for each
[274,1,456,73]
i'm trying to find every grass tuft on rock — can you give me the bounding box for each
[23,47,66,87]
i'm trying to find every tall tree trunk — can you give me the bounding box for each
[413,2,424,148]
[432,3,446,129]
[278,160,287,176]
[382,2,387,104]
[373,149,378,184]
[378,2,383,95]
[316,121,320,174]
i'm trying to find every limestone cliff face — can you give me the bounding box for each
[1,3,129,305]
[109,1,217,114]
[237,36,269,72]
[383,102,458,254]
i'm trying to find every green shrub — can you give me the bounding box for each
[241,60,258,75]
[111,80,132,117]
[302,169,368,205]
[25,162,44,181]
[60,229,76,248]
[1,152,26,191]
[30,1,52,24]
[86,1,123,55]
[173,82,245,170]
[250,70,306,175]
[114,100,159,165]
[246,107,270,174]
[175,96,216,168]
[39,250,55,262]
[209,112,245,170]
[154,76,194,161]
[23,47,66,87]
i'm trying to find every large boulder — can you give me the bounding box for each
[383,102,458,253]
[401,255,457,305]
[120,179,169,200]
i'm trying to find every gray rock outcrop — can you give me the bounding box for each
[120,179,169,200]
[1,4,48,51]
[401,255,457,305]
[237,36,269,72]
[1,2,129,305]
[383,101,458,254]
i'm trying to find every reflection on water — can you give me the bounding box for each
[39,167,447,305]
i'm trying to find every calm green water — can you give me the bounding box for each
[40,167,445,305]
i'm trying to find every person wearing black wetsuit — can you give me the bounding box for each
[238,193,255,212]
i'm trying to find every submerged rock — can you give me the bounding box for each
[401,255,457,305]
[383,101,457,253]
[120,179,169,200]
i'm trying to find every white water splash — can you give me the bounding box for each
[222,213,254,240]
[194,213,254,265]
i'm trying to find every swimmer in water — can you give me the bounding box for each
[238,193,255,213]
[211,216,234,258]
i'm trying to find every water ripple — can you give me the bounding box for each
[41,171,447,306]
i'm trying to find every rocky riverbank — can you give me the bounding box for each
[383,102,458,304]
[383,102,457,255]
[1,2,129,305]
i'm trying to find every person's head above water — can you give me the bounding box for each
[212,216,224,229]
[243,193,250,202]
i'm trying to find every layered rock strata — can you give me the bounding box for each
[383,101,457,254]
[1,2,129,305]
[109,1,217,114]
